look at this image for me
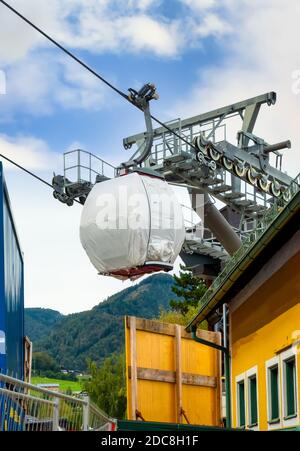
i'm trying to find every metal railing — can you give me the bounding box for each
[63,149,116,185]
[147,117,227,166]
[0,373,116,431]
[197,172,300,307]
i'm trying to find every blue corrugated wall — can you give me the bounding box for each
[0,162,24,379]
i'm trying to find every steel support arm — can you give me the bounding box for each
[189,189,242,255]
[124,92,276,147]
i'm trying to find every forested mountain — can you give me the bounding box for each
[25,273,175,371]
[25,308,63,342]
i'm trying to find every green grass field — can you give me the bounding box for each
[31,376,83,393]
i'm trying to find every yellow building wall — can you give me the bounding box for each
[125,317,222,426]
[230,252,300,430]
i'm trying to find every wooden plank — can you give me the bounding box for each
[125,315,222,425]
[182,373,216,388]
[192,329,221,345]
[130,316,138,420]
[128,366,217,388]
[126,317,176,337]
[126,316,221,344]
[23,336,32,389]
[175,325,182,423]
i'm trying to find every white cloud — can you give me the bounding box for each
[119,15,180,57]
[55,56,108,110]
[0,0,71,64]
[0,51,109,120]
[60,2,231,56]
[192,13,232,37]
[127,0,161,11]
[180,0,217,11]
[58,7,185,58]
[169,0,300,178]
[0,0,234,120]
[0,0,231,64]
[0,0,233,120]
[0,134,60,171]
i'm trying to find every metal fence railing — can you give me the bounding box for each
[63,149,116,185]
[196,172,300,310]
[0,373,116,431]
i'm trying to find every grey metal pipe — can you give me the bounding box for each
[204,198,242,255]
[264,140,291,154]
[189,190,242,255]
[122,85,155,168]
[223,303,232,429]
[132,102,154,166]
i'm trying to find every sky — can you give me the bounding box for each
[0,0,299,314]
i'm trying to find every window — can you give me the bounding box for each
[248,374,258,427]
[237,380,246,427]
[236,373,246,428]
[280,348,298,428]
[268,364,280,422]
[283,356,297,419]
[266,356,281,429]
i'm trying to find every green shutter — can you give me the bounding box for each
[249,376,258,425]
[285,358,296,417]
[238,381,245,427]
[269,366,279,421]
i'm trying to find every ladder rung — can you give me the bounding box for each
[209,184,232,193]
[223,192,245,200]
[202,177,224,185]
[245,204,267,212]
[232,199,253,207]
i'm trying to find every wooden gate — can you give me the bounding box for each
[125,316,222,426]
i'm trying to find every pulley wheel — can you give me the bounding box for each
[209,160,217,171]
[207,146,222,161]
[196,151,205,163]
[246,168,257,186]
[192,136,200,149]
[258,178,270,193]
[223,157,233,171]
[270,180,281,198]
[234,161,246,178]
[282,188,291,202]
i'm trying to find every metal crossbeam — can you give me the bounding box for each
[123,92,276,147]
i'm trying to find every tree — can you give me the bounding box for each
[159,306,205,327]
[169,267,207,316]
[84,354,126,419]
[32,351,60,375]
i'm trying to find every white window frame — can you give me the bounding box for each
[235,373,246,428]
[281,348,299,428]
[246,366,259,430]
[265,356,281,430]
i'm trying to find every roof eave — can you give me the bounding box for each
[186,189,300,332]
